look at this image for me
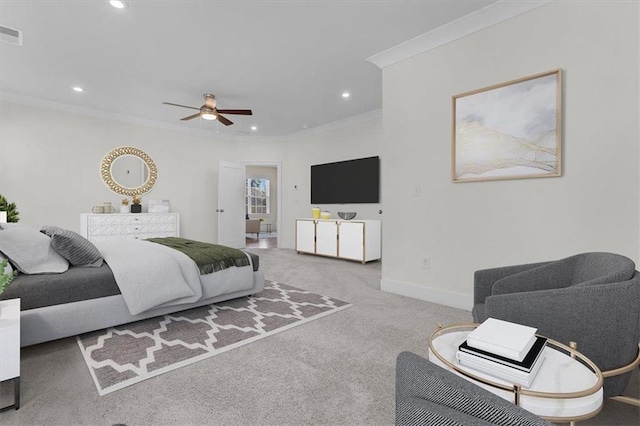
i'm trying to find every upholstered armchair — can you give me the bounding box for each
[396,352,551,426]
[472,252,640,398]
[246,219,261,239]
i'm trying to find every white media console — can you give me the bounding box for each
[295,219,381,264]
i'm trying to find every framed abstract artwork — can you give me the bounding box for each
[452,69,562,183]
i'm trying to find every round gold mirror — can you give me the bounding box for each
[101,147,157,196]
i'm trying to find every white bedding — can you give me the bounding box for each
[96,240,204,315]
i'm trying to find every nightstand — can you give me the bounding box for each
[0,298,20,411]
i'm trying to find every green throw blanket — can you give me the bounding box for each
[146,237,251,275]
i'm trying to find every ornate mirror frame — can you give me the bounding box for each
[100,146,158,196]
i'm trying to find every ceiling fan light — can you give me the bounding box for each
[109,0,128,9]
[201,112,217,121]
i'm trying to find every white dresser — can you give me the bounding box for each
[80,213,180,242]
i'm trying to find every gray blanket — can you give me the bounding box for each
[95,240,203,315]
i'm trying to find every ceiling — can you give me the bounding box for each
[0,0,498,138]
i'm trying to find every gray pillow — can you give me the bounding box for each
[0,227,69,274]
[40,226,103,267]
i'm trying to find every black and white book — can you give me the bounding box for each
[458,336,547,372]
[456,350,546,388]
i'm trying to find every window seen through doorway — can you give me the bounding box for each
[246,178,270,214]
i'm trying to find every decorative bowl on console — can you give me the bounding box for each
[338,212,357,220]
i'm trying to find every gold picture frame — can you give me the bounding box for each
[452,69,562,183]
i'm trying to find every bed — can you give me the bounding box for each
[0,225,264,347]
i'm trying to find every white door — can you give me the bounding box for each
[296,220,315,253]
[316,221,338,257]
[338,222,364,261]
[217,161,246,248]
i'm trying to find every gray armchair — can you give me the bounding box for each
[396,352,551,426]
[472,252,640,398]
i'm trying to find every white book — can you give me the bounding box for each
[457,350,546,388]
[467,318,537,362]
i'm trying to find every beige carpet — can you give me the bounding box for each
[77,281,350,395]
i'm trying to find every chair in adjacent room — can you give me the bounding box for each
[472,252,640,401]
[245,219,261,239]
[396,351,551,426]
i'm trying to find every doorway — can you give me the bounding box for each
[244,162,281,249]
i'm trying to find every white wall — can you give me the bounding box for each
[0,101,381,250]
[279,117,385,248]
[381,1,640,309]
[0,101,240,242]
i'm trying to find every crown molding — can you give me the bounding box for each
[0,91,242,140]
[0,91,380,143]
[285,108,382,141]
[366,0,555,69]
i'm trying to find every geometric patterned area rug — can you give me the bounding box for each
[77,281,351,395]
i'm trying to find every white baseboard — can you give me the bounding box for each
[381,278,472,311]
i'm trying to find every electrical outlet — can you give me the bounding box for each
[421,257,430,269]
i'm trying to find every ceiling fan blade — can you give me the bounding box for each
[217,114,233,126]
[163,102,200,110]
[216,109,252,115]
[181,112,202,121]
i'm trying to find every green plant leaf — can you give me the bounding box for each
[0,258,16,295]
[0,194,19,223]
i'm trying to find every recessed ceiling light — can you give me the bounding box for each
[109,0,128,9]
[72,86,84,92]
[342,92,350,98]
[250,126,257,131]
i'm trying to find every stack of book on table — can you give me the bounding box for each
[456,318,547,387]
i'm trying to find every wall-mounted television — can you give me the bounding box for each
[311,156,380,204]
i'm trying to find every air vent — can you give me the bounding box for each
[0,25,22,46]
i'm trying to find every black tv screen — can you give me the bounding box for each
[311,156,380,204]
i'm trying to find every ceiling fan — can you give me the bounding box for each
[163,94,252,126]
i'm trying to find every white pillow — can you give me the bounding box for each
[0,227,69,274]
[0,222,36,230]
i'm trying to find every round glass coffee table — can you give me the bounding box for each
[429,323,603,424]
